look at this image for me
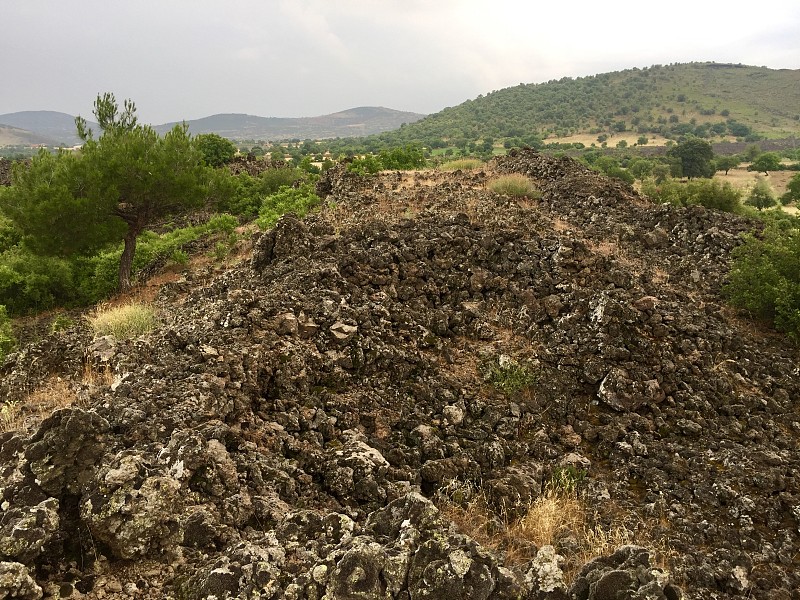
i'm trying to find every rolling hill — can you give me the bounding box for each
[153,106,426,140]
[0,111,98,147]
[376,62,800,146]
[0,124,60,147]
[0,107,426,146]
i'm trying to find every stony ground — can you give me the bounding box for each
[1,150,799,599]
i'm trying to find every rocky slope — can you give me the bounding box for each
[1,150,799,599]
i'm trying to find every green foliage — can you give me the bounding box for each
[261,167,306,194]
[489,174,540,198]
[715,155,741,175]
[0,305,15,362]
[347,154,383,175]
[725,226,800,339]
[748,152,782,174]
[2,149,126,256]
[49,313,75,334]
[1,93,212,293]
[0,214,21,253]
[210,167,307,219]
[591,156,635,184]
[642,178,742,213]
[77,213,238,303]
[480,354,538,395]
[346,145,426,175]
[782,173,800,204]
[604,166,635,184]
[0,249,75,314]
[378,145,426,170]
[257,184,322,229]
[548,466,588,495]
[628,158,654,181]
[195,133,237,167]
[745,178,776,211]
[667,136,715,179]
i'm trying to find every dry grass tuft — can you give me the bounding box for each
[1,364,114,434]
[1,377,80,433]
[87,302,157,339]
[437,478,650,584]
[489,174,541,198]
[440,158,484,171]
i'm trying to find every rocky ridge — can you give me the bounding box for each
[1,149,799,599]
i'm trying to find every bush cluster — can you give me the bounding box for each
[725,226,800,340]
[0,213,237,314]
[641,178,742,213]
[346,145,426,175]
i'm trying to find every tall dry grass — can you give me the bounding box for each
[87,302,157,339]
[488,174,541,198]
[437,479,652,584]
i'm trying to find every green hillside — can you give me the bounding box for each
[378,63,800,147]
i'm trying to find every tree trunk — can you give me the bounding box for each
[119,228,139,292]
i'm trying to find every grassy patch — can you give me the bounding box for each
[489,174,541,198]
[440,159,484,171]
[87,302,157,339]
[481,354,538,395]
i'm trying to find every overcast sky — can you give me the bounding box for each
[3,0,799,125]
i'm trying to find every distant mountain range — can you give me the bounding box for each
[0,106,426,147]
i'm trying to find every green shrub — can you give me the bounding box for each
[195,133,237,167]
[480,354,538,394]
[642,178,742,213]
[378,145,426,170]
[745,178,776,211]
[257,184,321,229]
[49,313,75,334]
[87,302,157,339]
[261,167,306,194]
[76,213,240,304]
[346,154,383,175]
[0,249,76,314]
[488,174,541,198]
[212,168,307,218]
[725,226,800,339]
[0,305,15,361]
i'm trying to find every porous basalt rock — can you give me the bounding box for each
[2,153,799,598]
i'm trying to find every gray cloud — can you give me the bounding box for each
[2,0,798,124]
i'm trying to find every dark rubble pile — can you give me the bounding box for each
[1,154,799,599]
[227,156,289,177]
[495,149,760,298]
[0,157,14,186]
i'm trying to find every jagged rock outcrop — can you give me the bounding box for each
[1,150,798,598]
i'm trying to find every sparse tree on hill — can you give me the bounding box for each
[748,152,781,175]
[667,137,715,179]
[715,155,741,175]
